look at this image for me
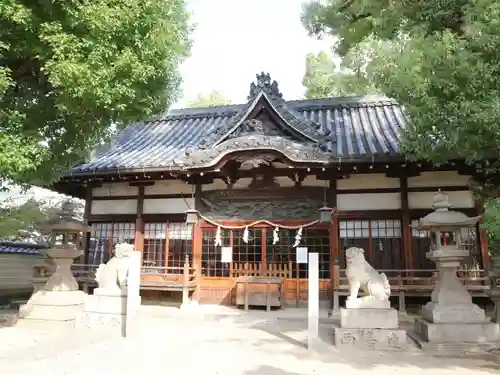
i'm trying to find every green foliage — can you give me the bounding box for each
[302,50,379,98]
[0,196,84,240]
[0,199,51,239]
[482,198,500,255]
[187,90,232,108]
[0,0,192,186]
[302,0,500,170]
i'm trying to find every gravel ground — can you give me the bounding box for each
[0,306,498,375]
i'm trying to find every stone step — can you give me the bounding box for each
[407,329,500,357]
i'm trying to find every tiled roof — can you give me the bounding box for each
[0,242,47,255]
[71,74,406,175]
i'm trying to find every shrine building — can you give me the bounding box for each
[52,73,488,306]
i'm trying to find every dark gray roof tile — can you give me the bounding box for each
[72,95,406,173]
[0,242,47,255]
[71,67,406,176]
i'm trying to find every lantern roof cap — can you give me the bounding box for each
[416,191,481,229]
[38,201,91,233]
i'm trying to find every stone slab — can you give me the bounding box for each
[345,298,391,309]
[414,318,500,343]
[334,327,407,350]
[340,308,399,329]
[84,294,127,314]
[421,302,487,323]
[75,311,125,337]
[18,290,85,322]
[19,303,84,322]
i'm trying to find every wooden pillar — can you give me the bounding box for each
[134,185,145,254]
[261,228,267,275]
[192,182,203,302]
[400,176,412,269]
[83,184,93,264]
[328,177,338,313]
[164,222,169,268]
[475,199,489,268]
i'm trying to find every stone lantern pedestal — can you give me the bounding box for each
[19,247,86,323]
[412,192,499,344]
[415,249,498,342]
[487,256,500,324]
[18,201,90,326]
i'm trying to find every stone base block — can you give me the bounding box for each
[76,311,124,328]
[18,290,85,322]
[75,311,125,336]
[421,302,487,323]
[84,294,127,314]
[414,318,500,343]
[345,298,390,309]
[334,327,407,350]
[340,308,398,329]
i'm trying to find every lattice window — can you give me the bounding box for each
[143,223,166,267]
[460,226,481,269]
[339,220,371,268]
[88,223,112,265]
[266,229,295,276]
[303,229,330,279]
[339,220,402,269]
[168,223,193,274]
[111,223,135,246]
[411,219,434,271]
[232,228,262,264]
[266,228,330,279]
[201,228,230,277]
[370,220,403,269]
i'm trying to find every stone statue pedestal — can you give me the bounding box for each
[413,249,499,343]
[334,307,407,350]
[76,249,142,337]
[18,247,85,325]
[75,290,141,336]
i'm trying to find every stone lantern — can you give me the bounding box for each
[413,191,499,343]
[488,256,500,323]
[18,201,91,325]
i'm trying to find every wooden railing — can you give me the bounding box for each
[331,266,491,312]
[230,262,292,278]
[140,254,197,293]
[69,255,197,297]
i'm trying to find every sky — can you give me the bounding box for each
[175,0,335,108]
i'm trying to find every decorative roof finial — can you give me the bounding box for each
[248,72,283,100]
[432,189,451,212]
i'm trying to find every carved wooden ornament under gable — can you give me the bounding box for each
[199,186,323,220]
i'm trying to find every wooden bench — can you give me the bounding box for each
[140,255,197,305]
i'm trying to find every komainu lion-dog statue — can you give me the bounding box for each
[345,247,391,309]
[94,242,135,296]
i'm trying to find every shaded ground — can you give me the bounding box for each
[0,305,498,374]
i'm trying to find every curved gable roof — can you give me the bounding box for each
[71,74,406,175]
